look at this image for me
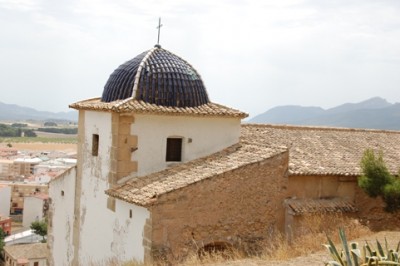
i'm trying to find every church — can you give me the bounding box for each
[48,44,400,265]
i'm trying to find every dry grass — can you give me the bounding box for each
[261,213,371,261]
[176,213,371,266]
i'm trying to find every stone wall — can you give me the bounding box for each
[288,175,357,201]
[148,151,289,261]
[354,185,400,231]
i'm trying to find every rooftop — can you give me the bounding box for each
[101,46,209,108]
[106,142,286,206]
[4,243,48,260]
[242,124,400,176]
[70,98,247,118]
[285,197,358,215]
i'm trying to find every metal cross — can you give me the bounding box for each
[156,17,163,45]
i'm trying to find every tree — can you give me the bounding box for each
[358,149,393,197]
[30,220,47,242]
[358,149,400,212]
[44,121,57,127]
[23,129,37,137]
[0,228,5,257]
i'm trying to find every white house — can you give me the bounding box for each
[0,184,11,216]
[23,194,49,228]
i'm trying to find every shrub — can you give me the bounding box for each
[358,149,393,198]
[358,149,400,212]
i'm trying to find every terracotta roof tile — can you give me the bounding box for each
[4,243,48,260]
[285,198,358,215]
[106,143,286,206]
[70,98,248,118]
[242,124,400,176]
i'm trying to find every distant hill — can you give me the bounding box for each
[249,97,400,130]
[0,102,78,122]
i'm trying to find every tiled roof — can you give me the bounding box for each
[4,243,48,260]
[106,143,286,206]
[101,46,209,107]
[285,198,358,215]
[242,124,400,176]
[70,98,248,118]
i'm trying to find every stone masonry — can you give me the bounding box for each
[147,151,289,261]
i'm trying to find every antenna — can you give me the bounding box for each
[156,17,163,46]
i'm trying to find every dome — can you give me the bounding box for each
[101,45,210,108]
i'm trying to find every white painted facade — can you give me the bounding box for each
[50,111,151,265]
[48,167,76,265]
[131,114,241,177]
[22,196,46,228]
[49,109,241,265]
[0,185,11,216]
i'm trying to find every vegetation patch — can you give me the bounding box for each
[0,137,77,144]
[358,149,400,212]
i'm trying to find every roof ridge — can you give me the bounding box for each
[243,123,400,134]
[131,47,157,99]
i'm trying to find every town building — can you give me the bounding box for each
[0,148,18,158]
[22,194,49,228]
[0,159,14,179]
[3,243,48,266]
[0,215,12,235]
[33,158,77,175]
[0,184,11,216]
[13,158,42,177]
[10,183,48,214]
[48,45,400,265]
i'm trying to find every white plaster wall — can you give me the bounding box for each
[22,197,44,228]
[49,167,76,265]
[0,186,11,216]
[77,111,150,264]
[112,200,150,262]
[132,114,241,176]
[78,111,115,264]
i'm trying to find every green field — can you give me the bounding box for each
[0,137,77,144]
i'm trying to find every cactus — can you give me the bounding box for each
[324,228,400,266]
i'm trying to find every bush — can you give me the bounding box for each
[358,149,393,198]
[11,123,27,128]
[44,121,57,126]
[383,179,400,212]
[358,149,400,212]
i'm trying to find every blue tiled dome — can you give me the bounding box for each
[101,46,210,108]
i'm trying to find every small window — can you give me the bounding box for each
[61,190,64,196]
[166,138,182,162]
[92,134,99,156]
[34,262,39,266]
[129,209,132,218]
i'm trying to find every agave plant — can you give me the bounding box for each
[324,228,400,266]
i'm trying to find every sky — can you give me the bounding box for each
[1,0,400,117]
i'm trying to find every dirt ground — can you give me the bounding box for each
[209,231,400,266]
[0,142,77,152]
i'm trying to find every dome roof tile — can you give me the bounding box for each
[101,46,209,108]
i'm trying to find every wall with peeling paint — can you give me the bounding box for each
[132,114,241,176]
[48,167,76,265]
[113,200,150,262]
[77,111,149,264]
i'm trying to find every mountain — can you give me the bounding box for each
[0,102,78,121]
[249,97,400,130]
